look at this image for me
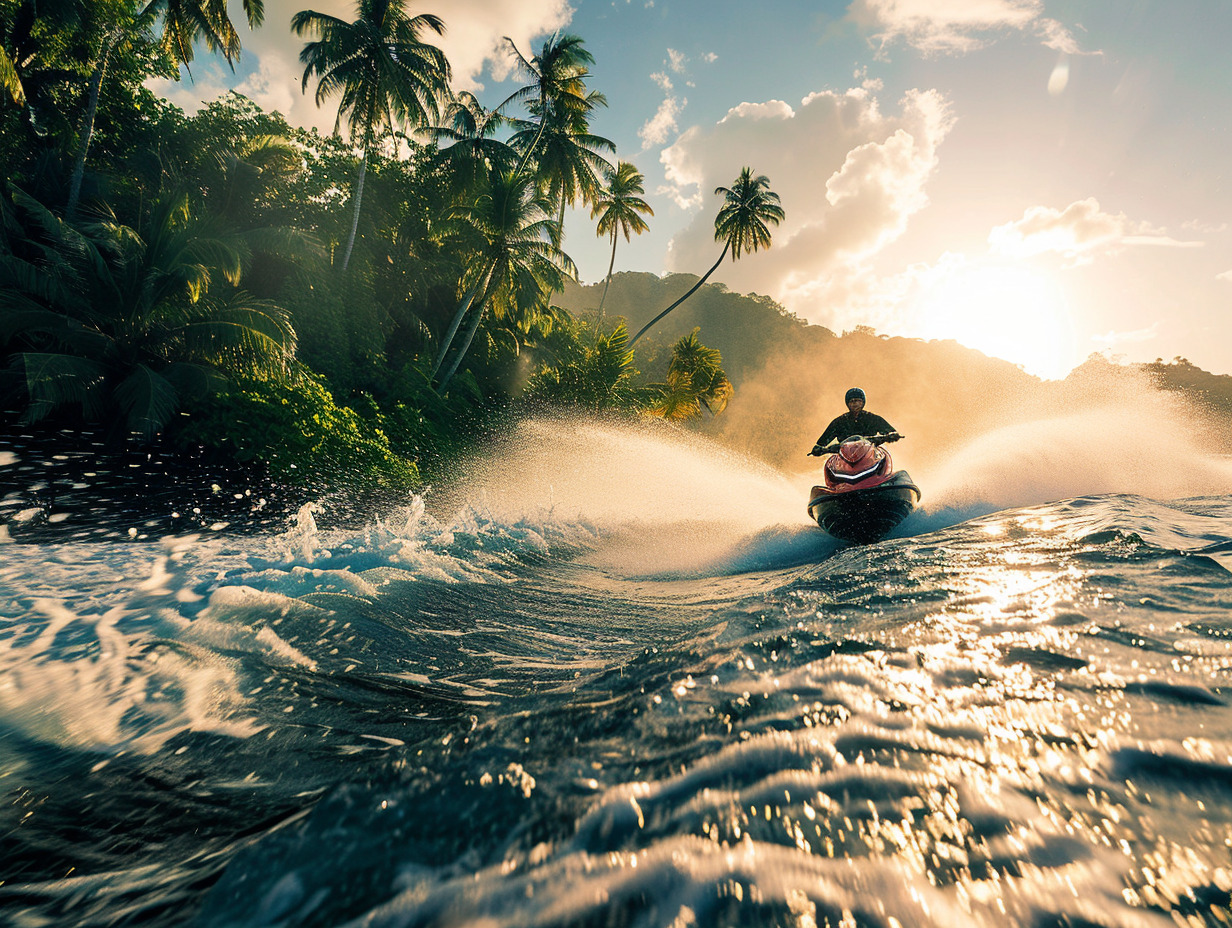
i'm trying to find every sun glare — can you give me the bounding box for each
[912,263,1075,380]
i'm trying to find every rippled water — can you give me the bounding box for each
[3,421,1232,927]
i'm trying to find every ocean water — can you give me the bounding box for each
[3,420,1232,927]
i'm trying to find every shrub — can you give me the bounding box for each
[175,373,419,492]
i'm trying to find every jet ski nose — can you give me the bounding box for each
[839,439,873,463]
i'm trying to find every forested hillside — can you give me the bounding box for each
[558,273,1232,469]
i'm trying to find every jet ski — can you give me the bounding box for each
[807,433,921,544]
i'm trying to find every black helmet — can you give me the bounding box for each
[844,387,866,404]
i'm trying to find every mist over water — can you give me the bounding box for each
[918,404,1232,510]
[434,417,812,578]
[3,406,1232,927]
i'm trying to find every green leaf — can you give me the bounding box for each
[17,352,107,422]
[114,364,179,439]
[0,47,24,106]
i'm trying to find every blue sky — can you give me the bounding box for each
[154,0,1232,379]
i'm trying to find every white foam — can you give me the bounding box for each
[0,597,260,754]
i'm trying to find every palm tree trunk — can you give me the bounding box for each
[436,294,486,391]
[436,267,504,390]
[511,99,548,183]
[66,34,118,219]
[428,274,475,379]
[339,148,368,273]
[629,241,730,348]
[597,230,617,320]
[430,269,487,381]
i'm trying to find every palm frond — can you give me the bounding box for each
[0,46,25,105]
[16,352,107,422]
[114,363,180,439]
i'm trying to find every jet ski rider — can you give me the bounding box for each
[809,388,899,456]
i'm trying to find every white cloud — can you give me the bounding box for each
[147,63,231,117]
[151,0,574,132]
[660,85,954,325]
[702,52,718,64]
[438,0,574,88]
[1182,219,1228,234]
[1218,269,1232,283]
[849,0,1082,55]
[641,64,687,151]
[667,48,687,73]
[640,94,685,150]
[989,198,1201,262]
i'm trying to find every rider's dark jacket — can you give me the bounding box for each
[813,410,896,450]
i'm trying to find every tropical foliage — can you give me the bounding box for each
[647,328,733,421]
[524,318,648,413]
[1,187,296,438]
[66,0,268,217]
[175,371,419,489]
[0,5,760,489]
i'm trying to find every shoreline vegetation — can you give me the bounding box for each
[3,1,1227,535]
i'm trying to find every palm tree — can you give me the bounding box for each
[591,161,653,317]
[423,90,516,192]
[509,90,614,239]
[294,0,449,272]
[66,0,266,218]
[629,167,784,348]
[502,34,614,243]
[1,187,296,438]
[648,327,733,421]
[432,167,576,390]
[498,32,595,181]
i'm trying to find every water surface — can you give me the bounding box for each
[3,422,1232,927]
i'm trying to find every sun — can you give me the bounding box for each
[911,261,1076,380]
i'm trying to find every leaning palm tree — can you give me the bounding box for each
[629,167,784,348]
[591,161,653,317]
[294,0,449,272]
[66,0,265,218]
[432,167,577,390]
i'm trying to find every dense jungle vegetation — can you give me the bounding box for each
[0,0,779,495]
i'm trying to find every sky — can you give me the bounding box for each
[151,0,1232,380]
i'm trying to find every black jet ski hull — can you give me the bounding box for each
[807,471,921,544]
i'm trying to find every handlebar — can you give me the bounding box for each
[806,432,903,457]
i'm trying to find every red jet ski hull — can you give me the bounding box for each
[808,470,921,544]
